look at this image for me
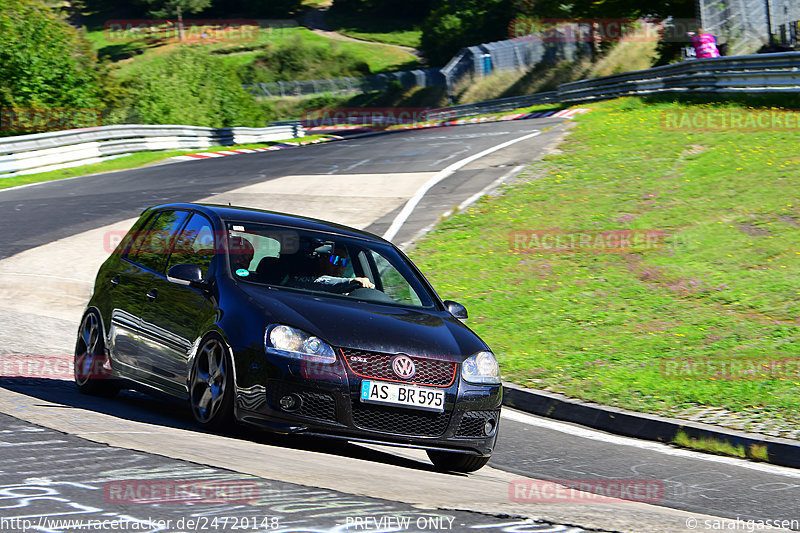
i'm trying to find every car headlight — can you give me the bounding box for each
[461,351,501,384]
[265,325,336,364]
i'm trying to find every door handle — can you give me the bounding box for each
[146,289,158,301]
[110,276,120,287]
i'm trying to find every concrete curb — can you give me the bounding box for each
[304,108,590,135]
[170,134,343,161]
[502,383,800,469]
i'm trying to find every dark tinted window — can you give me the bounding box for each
[126,210,189,273]
[167,213,216,278]
[226,222,436,308]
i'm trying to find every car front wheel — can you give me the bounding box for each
[426,450,491,473]
[189,335,234,430]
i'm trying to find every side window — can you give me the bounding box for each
[168,213,216,278]
[368,251,422,306]
[126,210,189,273]
[229,231,280,271]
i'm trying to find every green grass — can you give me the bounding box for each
[411,95,800,425]
[87,25,418,81]
[324,12,422,48]
[0,135,334,190]
[673,431,769,461]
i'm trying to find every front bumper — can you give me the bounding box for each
[234,350,502,456]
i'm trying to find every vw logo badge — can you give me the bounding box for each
[392,355,416,379]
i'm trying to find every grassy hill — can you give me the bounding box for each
[85,23,419,82]
[411,94,800,435]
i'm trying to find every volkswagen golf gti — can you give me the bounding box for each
[75,203,502,472]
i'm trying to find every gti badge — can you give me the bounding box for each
[392,355,416,379]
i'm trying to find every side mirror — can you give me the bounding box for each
[443,300,468,320]
[167,263,209,290]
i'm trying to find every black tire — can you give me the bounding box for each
[74,311,119,397]
[189,334,235,430]
[426,450,491,473]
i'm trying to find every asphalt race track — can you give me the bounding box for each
[0,119,798,533]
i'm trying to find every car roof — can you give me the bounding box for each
[146,202,391,244]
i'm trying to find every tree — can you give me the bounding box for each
[421,0,514,65]
[332,0,433,20]
[0,0,108,131]
[144,0,212,41]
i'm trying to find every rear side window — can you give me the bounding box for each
[126,210,189,273]
[167,213,216,278]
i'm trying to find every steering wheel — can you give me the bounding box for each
[346,286,396,303]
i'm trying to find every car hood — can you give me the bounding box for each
[239,285,488,361]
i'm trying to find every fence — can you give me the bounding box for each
[246,36,589,100]
[700,0,800,55]
[441,37,589,97]
[0,123,303,179]
[245,68,445,98]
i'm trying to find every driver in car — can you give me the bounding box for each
[287,247,375,293]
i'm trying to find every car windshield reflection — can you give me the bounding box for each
[225,222,436,309]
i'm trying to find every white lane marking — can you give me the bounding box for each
[340,158,371,173]
[502,408,800,478]
[397,165,526,250]
[382,131,542,241]
[454,164,525,213]
[432,147,470,166]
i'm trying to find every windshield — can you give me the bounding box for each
[225,222,437,309]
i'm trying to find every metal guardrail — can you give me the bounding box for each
[426,51,800,120]
[426,92,560,121]
[0,123,304,179]
[2,52,799,179]
[557,52,800,102]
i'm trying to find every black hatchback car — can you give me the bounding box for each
[75,203,501,472]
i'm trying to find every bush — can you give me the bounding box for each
[237,37,371,84]
[0,0,111,131]
[126,45,262,127]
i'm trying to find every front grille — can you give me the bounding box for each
[269,384,337,423]
[351,401,451,437]
[456,410,500,437]
[341,348,456,387]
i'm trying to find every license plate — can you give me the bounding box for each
[360,380,445,412]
